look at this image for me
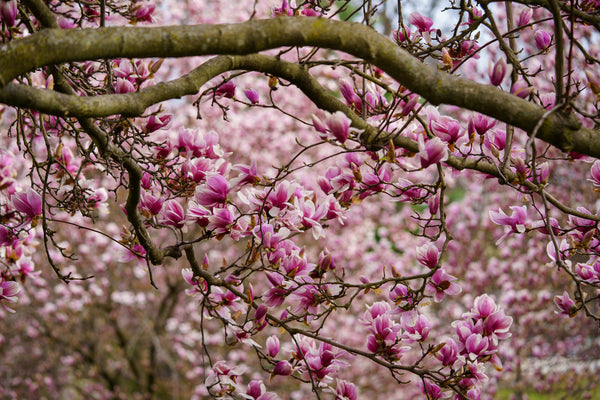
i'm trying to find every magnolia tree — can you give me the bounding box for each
[1,0,600,398]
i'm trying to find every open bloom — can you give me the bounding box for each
[159,200,186,228]
[408,11,433,33]
[335,380,358,400]
[417,135,448,169]
[468,114,496,136]
[195,174,229,208]
[430,116,464,150]
[425,269,461,302]
[0,279,20,313]
[215,79,236,98]
[489,205,528,243]
[12,188,43,219]
[554,291,577,317]
[589,160,600,188]
[417,135,448,168]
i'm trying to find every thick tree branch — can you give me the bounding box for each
[0,17,598,158]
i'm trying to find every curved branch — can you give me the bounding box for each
[0,17,598,158]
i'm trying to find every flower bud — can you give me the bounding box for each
[534,30,551,50]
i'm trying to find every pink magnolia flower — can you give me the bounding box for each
[568,206,597,232]
[16,258,41,281]
[326,111,351,143]
[467,7,483,24]
[489,58,508,86]
[428,194,440,215]
[534,29,552,50]
[118,243,147,263]
[252,224,289,249]
[311,113,328,136]
[361,301,392,325]
[288,284,321,317]
[0,226,16,247]
[0,279,20,313]
[367,314,401,351]
[300,6,320,17]
[511,79,534,99]
[11,188,43,218]
[231,161,260,187]
[195,174,229,208]
[401,311,431,342]
[417,135,448,169]
[589,160,600,188]
[266,335,280,358]
[416,243,440,269]
[133,3,155,23]
[208,205,237,235]
[430,116,464,149]
[546,239,570,262]
[425,269,462,302]
[247,380,278,400]
[517,7,532,27]
[265,180,297,214]
[253,304,268,331]
[339,81,362,112]
[421,380,444,400]
[408,11,433,33]
[244,88,259,104]
[215,79,236,98]
[272,0,293,16]
[554,291,577,317]
[393,25,411,42]
[187,201,210,227]
[489,205,528,243]
[469,114,497,136]
[389,285,414,309]
[335,379,358,400]
[145,113,172,133]
[115,77,135,94]
[436,338,459,366]
[464,295,513,340]
[575,262,597,282]
[296,197,327,239]
[464,333,489,360]
[159,199,186,228]
[263,272,291,307]
[140,192,163,216]
[272,360,293,376]
[0,0,18,27]
[400,93,419,116]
